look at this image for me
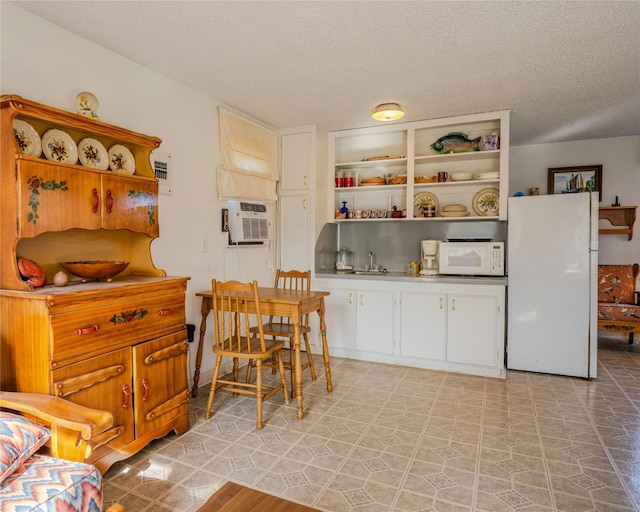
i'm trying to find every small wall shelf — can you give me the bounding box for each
[599,206,637,240]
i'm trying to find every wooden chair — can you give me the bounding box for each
[248,269,317,394]
[597,263,640,344]
[205,279,289,429]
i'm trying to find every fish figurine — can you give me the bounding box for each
[430,132,481,154]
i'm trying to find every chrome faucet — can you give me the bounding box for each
[368,251,374,269]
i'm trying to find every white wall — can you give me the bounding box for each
[0,3,272,384]
[510,136,640,265]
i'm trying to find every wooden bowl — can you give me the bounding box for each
[60,260,129,282]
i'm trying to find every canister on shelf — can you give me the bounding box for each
[344,171,354,187]
[335,171,344,188]
[425,204,436,217]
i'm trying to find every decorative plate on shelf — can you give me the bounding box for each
[78,137,108,170]
[108,144,135,174]
[413,191,439,217]
[42,129,78,164]
[473,188,500,216]
[13,119,42,157]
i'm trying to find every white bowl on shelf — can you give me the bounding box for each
[450,172,473,181]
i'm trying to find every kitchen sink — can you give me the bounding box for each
[352,270,388,275]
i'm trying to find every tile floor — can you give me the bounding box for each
[104,335,640,511]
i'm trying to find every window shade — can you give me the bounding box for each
[217,108,278,202]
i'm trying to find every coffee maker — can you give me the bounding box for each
[419,239,439,276]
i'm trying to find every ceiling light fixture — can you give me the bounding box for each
[372,103,405,122]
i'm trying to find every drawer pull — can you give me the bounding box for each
[91,188,99,213]
[142,377,150,401]
[158,307,175,316]
[122,384,130,408]
[76,324,99,336]
[106,189,114,214]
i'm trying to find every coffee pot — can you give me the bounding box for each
[419,239,439,276]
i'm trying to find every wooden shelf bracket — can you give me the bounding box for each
[599,206,637,240]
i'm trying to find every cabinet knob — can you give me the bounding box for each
[158,307,175,316]
[451,298,456,311]
[302,198,307,209]
[303,175,308,186]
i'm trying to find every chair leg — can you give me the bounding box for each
[205,355,223,420]
[232,358,239,396]
[277,350,289,405]
[255,359,263,429]
[246,359,254,384]
[630,333,635,344]
[303,332,317,381]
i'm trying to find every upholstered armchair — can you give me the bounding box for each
[0,391,123,511]
[597,263,640,344]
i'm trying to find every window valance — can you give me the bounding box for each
[217,108,278,202]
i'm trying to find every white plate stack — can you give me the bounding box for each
[440,204,470,217]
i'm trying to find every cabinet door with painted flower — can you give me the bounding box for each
[18,159,101,237]
[101,175,159,237]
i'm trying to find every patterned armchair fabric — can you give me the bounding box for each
[0,393,122,512]
[597,264,640,344]
[0,452,103,512]
[0,412,104,512]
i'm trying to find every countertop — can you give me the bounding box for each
[315,270,507,286]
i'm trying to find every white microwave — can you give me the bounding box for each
[438,241,505,276]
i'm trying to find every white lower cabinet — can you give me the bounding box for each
[446,292,501,367]
[318,278,506,378]
[320,286,395,354]
[400,291,446,360]
[321,287,356,350]
[355,289,395,355]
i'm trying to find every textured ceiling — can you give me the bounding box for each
[8,0,640,146]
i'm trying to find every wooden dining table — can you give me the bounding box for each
[192,287,333,420]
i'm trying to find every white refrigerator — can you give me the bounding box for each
[507,192,598,378]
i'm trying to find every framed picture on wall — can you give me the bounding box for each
[547,165,602,201]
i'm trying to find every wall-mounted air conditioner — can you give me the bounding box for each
[228,201,269,244]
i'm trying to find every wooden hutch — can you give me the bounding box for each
[0,95,190,473]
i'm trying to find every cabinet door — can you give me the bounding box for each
[322,288,356,350]
[102,175,159,237]
[279,194,311,271]
[447,294,499,367]
[356,290,395,354]
[281,131,311,191]
[51,347,134,460]
[133,330,189,438]
[18,160,101,236]
[400,291,446,360]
